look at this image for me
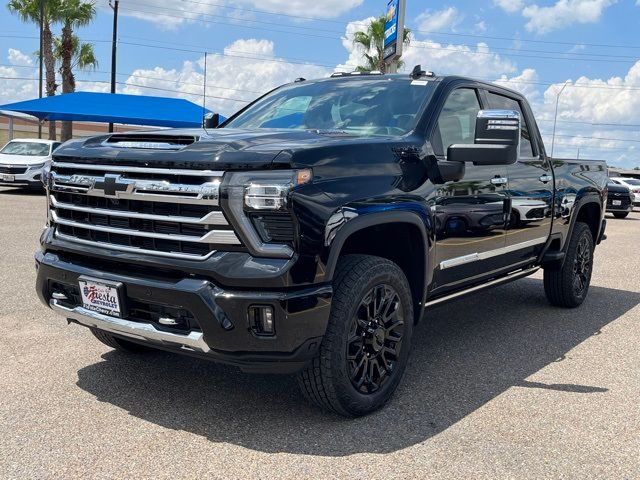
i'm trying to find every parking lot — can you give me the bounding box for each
[0,186,638,479]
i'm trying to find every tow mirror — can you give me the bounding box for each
[203,113,220,129]
[447,109,520,166]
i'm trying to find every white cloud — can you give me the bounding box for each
[494,63,640,167]
[0,50,37,106]
[237,0,364,19]
[8,48,33,67]
[121,39,328,116]
[493,0,525,14]
[473,21,488,33]
[495,68,541,102]
[522,0,616,34]
[118,0,364,28]
[338,18,516,78]
[416,7,461,33]
[400,40,516,78]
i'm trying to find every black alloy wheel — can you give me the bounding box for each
[543,221,594,308]
[347,284,405,394]
[297,255,414,416]
[572,235,592,298]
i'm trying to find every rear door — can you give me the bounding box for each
[483,90,553,261]
[429,87,510,290]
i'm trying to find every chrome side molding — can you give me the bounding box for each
[440,237,547,270]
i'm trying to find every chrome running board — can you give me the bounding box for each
[425,266,539,308]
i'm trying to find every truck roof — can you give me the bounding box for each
[304,72,526,99]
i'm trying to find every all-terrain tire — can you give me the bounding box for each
[543,222,594,308]
[297,255,414,417]
[90,328,153,353]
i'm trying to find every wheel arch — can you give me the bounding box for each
[323,210,430,323]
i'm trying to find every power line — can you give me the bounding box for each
[117,4,640,65]
[125,0,640,51]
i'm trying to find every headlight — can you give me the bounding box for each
[28,162,46,170]
[243,169,312,211]
[224,169,312,258]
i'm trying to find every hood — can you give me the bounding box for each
[52,128,402,171]
[607,184,631,194]
[0,153,50,166]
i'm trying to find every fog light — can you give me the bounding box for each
[249,305,275,336]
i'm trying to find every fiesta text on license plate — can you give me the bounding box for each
[78,277,123,317]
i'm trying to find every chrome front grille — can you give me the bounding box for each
[49,162,241,259]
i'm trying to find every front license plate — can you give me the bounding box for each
[0,173,15,181]
[78,277,123,317]
[612,200,622,206]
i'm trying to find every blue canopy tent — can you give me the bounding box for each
[0,92,223,129]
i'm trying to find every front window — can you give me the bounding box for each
[621,178,640,186]
[0,141,51,156]
[225,78,436,137]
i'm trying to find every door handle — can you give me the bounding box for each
[491,176,508,185]
[539,174,553,183]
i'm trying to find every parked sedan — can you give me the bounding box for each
[610,176,640,206]
[0,139,61,190]
[606,182,634,218]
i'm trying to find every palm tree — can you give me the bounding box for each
[8,0,61,140]
[352,16,411,73]
[57,0,96,141]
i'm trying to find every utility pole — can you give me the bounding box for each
[108,0,119,133]
[38,0,44,139]
[550,81,569,158]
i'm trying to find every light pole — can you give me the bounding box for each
[108,0,119,133]
[550,81,569,158]
[38,0,44,139]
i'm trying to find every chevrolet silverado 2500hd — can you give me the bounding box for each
[36,71,608,416]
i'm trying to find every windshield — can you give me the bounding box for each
[0,141,50,156]
[621,178,640,186]
[225,78,436,136]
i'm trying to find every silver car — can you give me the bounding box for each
[0,139,61,190]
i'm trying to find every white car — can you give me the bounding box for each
[610,177,640,206]
[0,138,61,190]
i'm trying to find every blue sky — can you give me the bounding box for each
[1,0,640,167]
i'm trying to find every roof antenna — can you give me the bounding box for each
[410,64,426,79]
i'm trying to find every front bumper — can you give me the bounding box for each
[36,251,332,373]
[0,166,44,188]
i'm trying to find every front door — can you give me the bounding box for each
[428,87,510,291]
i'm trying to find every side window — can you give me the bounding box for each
[486,92,534,157]
[434,88,481,157]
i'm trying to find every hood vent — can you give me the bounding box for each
[103,134,198,150]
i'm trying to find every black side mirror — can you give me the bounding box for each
[203,113,220,129]
[447,110,520,166]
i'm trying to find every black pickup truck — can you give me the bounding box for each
[36,71,608,416]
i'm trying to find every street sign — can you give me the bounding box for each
[383,0,406,63]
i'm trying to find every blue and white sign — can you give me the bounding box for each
[384,0,400,49]
[383,0,405,62]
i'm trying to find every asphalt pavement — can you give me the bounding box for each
[0,186,638,479]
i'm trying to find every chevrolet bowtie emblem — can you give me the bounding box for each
[93,174,130,197]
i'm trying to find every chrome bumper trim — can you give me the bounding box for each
[50,299,210,353]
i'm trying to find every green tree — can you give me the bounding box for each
[57,0,96,141]
[351,16,411,73]
[8,0,61,140]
